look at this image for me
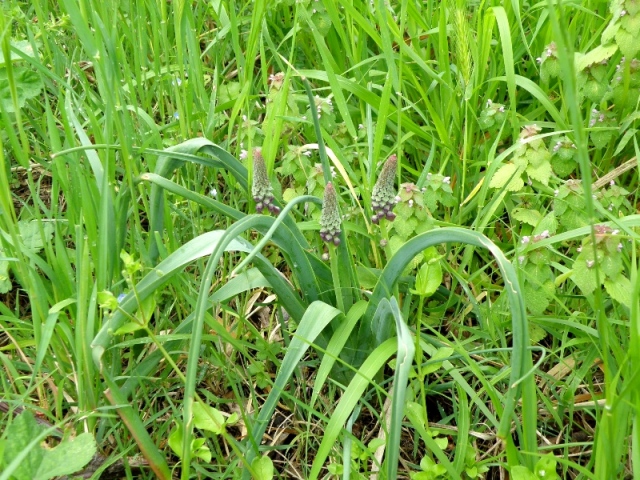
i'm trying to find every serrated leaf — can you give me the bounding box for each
[252,455,274,480]
[571,253,599,295]
[600,253,623,279]
[489,163,524,191]
[526,159,552,185]
[575,44,618,71]
[535,212,558,236]
[523,283,551,315]
[604,275,631,307]
[193,401,226,434]
[616,27,640,57]
[512,208,542,226]
[394,216,418,240]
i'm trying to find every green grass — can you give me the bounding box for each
[1,0,639,478]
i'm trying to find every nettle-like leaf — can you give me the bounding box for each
[489,163,525,191]
[512,208,542,227]
[526,159,552,185]
[538,42,560,83]
[571,250,601,296]
[604,275,632,307]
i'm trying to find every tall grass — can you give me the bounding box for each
[1,0,638,478]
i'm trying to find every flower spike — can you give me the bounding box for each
[252,148,280,215]
[371,154,398,224]
[319,182,341,246]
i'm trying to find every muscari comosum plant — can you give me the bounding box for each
[90,80,538,479]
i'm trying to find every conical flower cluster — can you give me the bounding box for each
[371,154,398,224]
[252,149,280,215]
[319,182,341,246]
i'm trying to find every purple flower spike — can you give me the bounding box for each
[251,148,279,215]
[371,155,398,223]
[319,182,342,245]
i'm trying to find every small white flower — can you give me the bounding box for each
[610,180,615,186]
[617,243,623,252]
[321,252,329,261]
[358,123,365,130]
[577,246,582,252]
[394,195,401,203]
[210,188,218,197]
[239,149,248,160]
[540,230,550,238]
[408,199,414,207]
[518,255,525,264]
[173,112,179,120]
[303,150,312,157]
[586,259,595,268]
[443,176,451,184]
[554,189,559,196]
[521,236,530,245]
[242,115,247,122]
[612,229,620,235]
[536,57,542,64]
[486,99,493,107]
[621,9,627,16]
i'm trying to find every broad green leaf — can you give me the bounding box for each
[251,455,274,480]
[571,253,599,296]
[113,322,145,335]
[575,44,618,71]
[526,159,552,185]
[1,411,95,480]
[18,220,54,253]
[192,402,226,434]
[35,433,96,480]
[489,163,524,191]
[604,276,632,307]
[510,466,537,480]
[512,208,542,227]
[423,347,454,375]
[411,258,443,298]
[0,40,37,65]
[2,411,44,480]
[534,453,560,479]
[0,67,44,112]
[0,249,12,293]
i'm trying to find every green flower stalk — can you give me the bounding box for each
[319,182,341,245]
[252,148,280,215]
[371,154,399,224]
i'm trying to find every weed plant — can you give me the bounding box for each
[0,0,639,479]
